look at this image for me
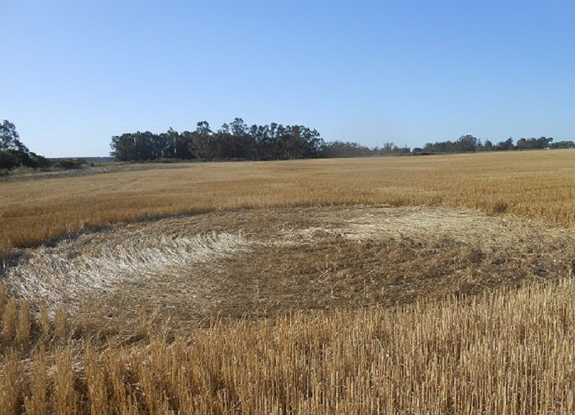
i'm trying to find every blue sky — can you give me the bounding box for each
[2,0,575,157]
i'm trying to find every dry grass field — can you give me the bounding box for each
[3,205,575,330]
[2,150,575,256]
[2,150,575,414]
[2,279,575,414]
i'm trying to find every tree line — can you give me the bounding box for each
[416,135,574,154]
[0,120,86,173]
[2,118,574,172]
[110,118,411,162]
[111,119,573,162]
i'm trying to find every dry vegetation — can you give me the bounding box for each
[2,150,575,255]
[2,279,575,414]
[3,206,575,329]
[2,150,575,414]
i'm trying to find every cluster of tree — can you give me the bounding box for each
[419,135,481,153]
[515,137,554,150]
[111,118,413,162]
[0,120,50,170]
[549,140,575,149]
[111,119,324,161]
[419,135,571,154]
[0,120,88,172]
[320,141,410,158]
[4,118,574,172]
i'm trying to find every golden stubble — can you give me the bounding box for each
[1,279,575,414]
[2,150,575,255]
[2,151,575,414]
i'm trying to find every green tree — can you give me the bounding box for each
[0,120,29,153]
[455,135,479,152]
[0,120,50,170]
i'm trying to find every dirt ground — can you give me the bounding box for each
[4,206,575,330]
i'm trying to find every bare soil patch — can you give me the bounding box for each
[4,206,574,329]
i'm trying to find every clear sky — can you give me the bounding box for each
[2,0,575,157]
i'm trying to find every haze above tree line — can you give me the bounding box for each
[1,118,574,172]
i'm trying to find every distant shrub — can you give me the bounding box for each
[0,150,29,169]
[157,158,183,163]
[9,165,36,176]
[50,158,88,170]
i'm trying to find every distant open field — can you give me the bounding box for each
[2,150,575,256]
[3,150,575,414]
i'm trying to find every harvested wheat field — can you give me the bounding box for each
[3,205,575,328]
[3,152,575,414]
[3,150,575,256]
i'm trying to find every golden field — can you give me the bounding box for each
[3,279,575,414]
[1,150,575,255]
[3,150,575,414]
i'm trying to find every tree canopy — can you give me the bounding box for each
[421,135,569,154]
[0,120,50,170]
[3,118,572,171]
[110,118,410,162]
[111,118,328,161]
